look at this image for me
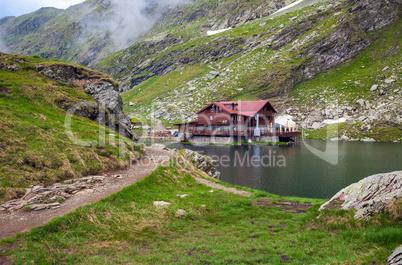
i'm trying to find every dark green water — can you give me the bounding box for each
[146,139,402,199]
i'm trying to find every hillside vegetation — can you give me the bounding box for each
[1,154,401,264]
[109,0,400,141]
[0,53,142,202]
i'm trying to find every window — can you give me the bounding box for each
[210,115,214,121]
[238,116,241,122]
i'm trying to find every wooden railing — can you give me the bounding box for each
[186,129,301,137]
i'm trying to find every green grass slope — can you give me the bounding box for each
[290,20,401,104]
[0,53,143,202]
[1,154,400,264]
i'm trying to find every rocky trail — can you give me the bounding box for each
[193,176,252,197]
[0,145,252,240]
[0,146,176,240]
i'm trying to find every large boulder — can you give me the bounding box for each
[319,171,402,220]
[311,122,326,130]
[388,245,402,265]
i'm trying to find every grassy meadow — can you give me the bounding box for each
[1,153,400,264]
[0,53,143,202]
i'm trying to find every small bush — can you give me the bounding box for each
[23,205,32,212]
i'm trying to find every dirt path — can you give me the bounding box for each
[0,147,175,240]
[0,147,253,240]
[193,175,252,197]
[177,153,253,197]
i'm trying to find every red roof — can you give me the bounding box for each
[196,101,277,117]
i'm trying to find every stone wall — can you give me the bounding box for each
[258,136,279,143]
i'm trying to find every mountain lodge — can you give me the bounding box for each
[174,101,301,143]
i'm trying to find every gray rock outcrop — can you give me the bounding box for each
[267,0,401,97]
[154,201,171,208]
[0,175,112,212]
[311,122,326,130]
[176,209,188,217]
[182,149,221,180]
[319,171,402,220]
[388,245,402,265]
[205,71,219,80]
[39,64,135,139]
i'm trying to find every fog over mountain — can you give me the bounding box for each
[0,38,9,53]
[105,0,189,50]
[0,0,189,64]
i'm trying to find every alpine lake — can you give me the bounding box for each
[141,139,402,199]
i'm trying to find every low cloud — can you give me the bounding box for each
[0,40,9,53]
[109,0,156,49]
[100,0,189,50]
[0,26,9,53]
[0,0,189,58]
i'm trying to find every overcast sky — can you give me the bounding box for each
[0,0,85,18]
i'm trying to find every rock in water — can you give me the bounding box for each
[319,171,402,220]
[361,137,376,142]
[151,143,168,151]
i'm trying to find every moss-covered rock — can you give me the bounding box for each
[319,171,402,220]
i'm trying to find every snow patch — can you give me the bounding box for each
[323,118,346,124]
[272,0,306,15]
[207,28,233,36]
[276,114,296,126]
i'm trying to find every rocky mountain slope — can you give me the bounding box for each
[112,0,400,141]
[0,0,294,68]
[0,52,142,203]
[97,0,299,90]
[0,0,151,67]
